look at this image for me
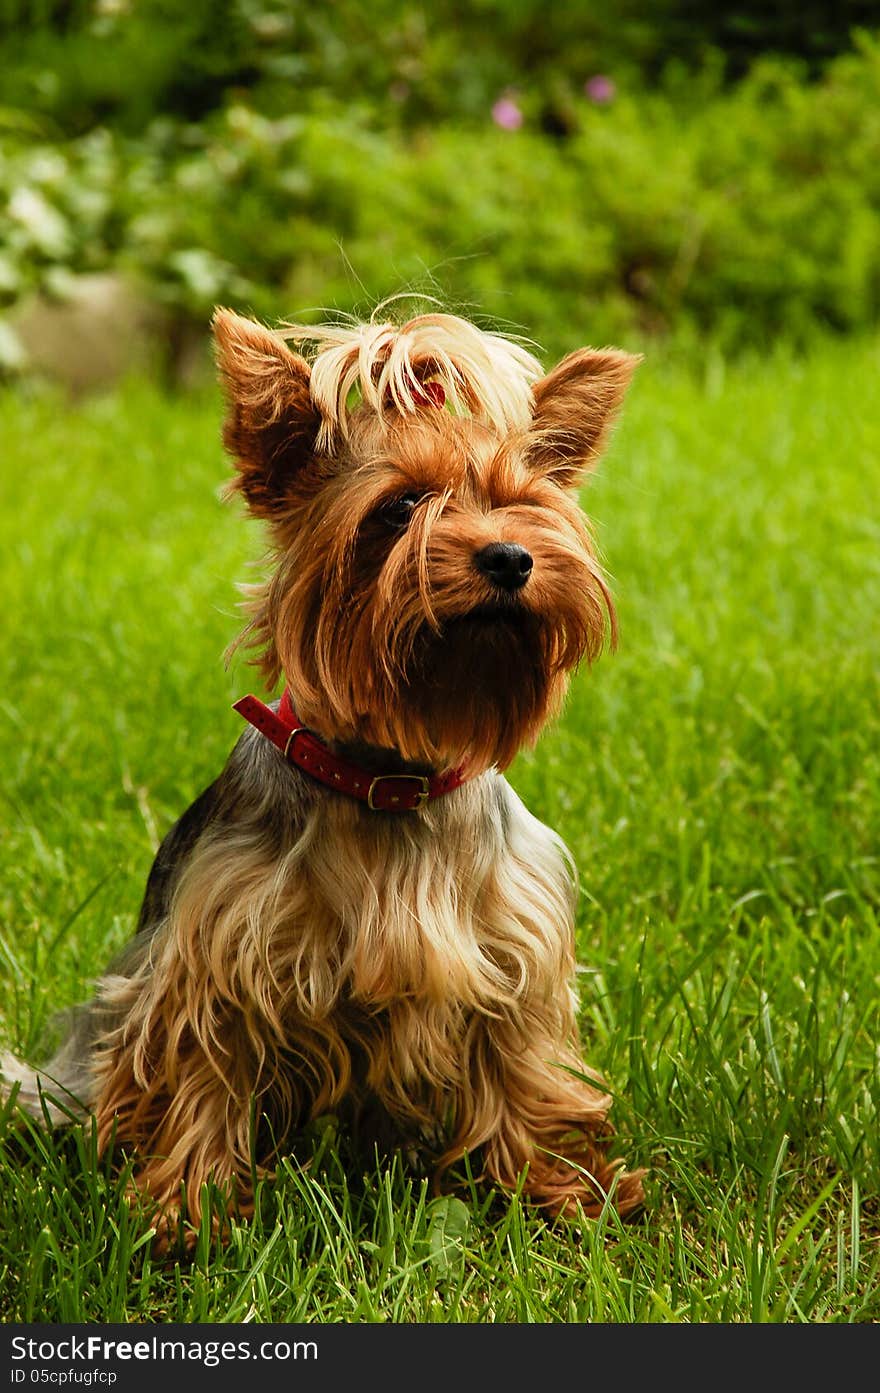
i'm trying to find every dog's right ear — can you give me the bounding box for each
[212,308,321,517]
[527,347,641,489]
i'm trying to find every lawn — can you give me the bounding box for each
[1,333,878,1322]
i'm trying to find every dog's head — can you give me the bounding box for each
[213,307,638,773]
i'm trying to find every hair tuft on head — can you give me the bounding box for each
[279,311,543,449]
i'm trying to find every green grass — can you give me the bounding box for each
[1,334,879,1322]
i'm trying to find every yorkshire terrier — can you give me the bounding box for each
[2,306,643,1244]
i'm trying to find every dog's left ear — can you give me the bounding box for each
[212,308,321,518]
[527,348,641,488]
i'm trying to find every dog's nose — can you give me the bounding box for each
[474,542,533,591]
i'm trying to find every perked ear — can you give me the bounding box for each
[528,348,641,489]
[212,308,321,517]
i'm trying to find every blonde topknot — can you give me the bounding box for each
[279,311,544,450]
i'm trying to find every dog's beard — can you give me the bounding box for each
[277,603,568,775]
[273,539,610,774]
[394,607,567,773]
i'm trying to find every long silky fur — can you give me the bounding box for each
[6,728,641,1232]
[2,306,644,1242]
[232,411,618,773]
[280,310,544,450]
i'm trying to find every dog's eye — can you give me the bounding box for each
[381,493,422,528]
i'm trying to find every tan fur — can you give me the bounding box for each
[2,305,643,1247]
[231,409,618,774]
[91,775,640,1233]
[279,310,544,449]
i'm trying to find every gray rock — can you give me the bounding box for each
[5,272,209,392]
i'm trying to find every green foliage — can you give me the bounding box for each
[3,36,880,356]
[0,0,873,136]
[1,335,879,1320]
[0,0,259,134]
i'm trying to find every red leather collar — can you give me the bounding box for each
[233,689,468,812]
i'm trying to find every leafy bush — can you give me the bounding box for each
[3,35,880,358]
[1,0,874,137]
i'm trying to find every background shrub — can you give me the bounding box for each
[2,4,880,364]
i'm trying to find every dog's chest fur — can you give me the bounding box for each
[91,726,578,1128]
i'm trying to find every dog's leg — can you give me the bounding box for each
[438,1011,644,1219]
[430,786,645,1217]
[94,1000,352,1250]
[88,818,349,1250]
[89,964,262,1249]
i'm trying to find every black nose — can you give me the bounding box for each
[474,541,533,592]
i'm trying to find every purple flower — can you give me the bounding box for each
[492,96,523,131]
[584,75,616,104]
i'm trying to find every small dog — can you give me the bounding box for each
[3,306,643,1243]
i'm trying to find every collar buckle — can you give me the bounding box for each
[367,773,430,812]
[283,725,312,760]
